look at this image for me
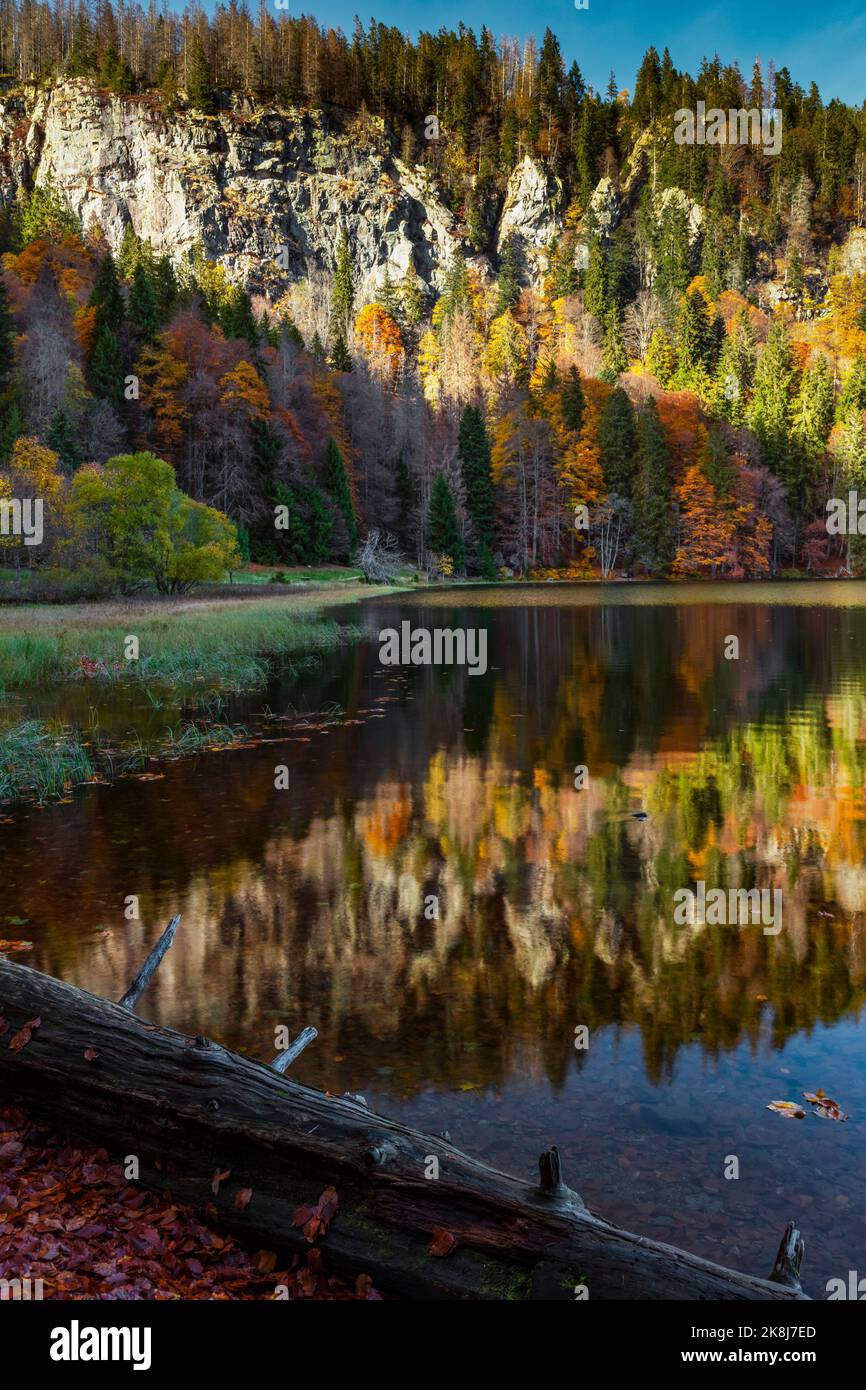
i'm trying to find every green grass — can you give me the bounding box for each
[0,587,388,693]
[0,721,94,803]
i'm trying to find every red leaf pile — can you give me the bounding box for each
[0,1104,381,1300]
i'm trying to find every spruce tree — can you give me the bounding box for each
[600,309,628,382]
[329,329,352,372]
[748,323,797,504]
[129,263,159,343]
[837,354,866,423]
[0,403,23,463]
[700,424,735,499]
[323,437,358,551]
[584,235,608,324]
[188,36,217,115]
[561,366,585,433]
[46,406,83,472]
[458,404,495,553]
[427,472,464,569]
[635,398,671,573]
[90,323,123,409]
[495,233,521,315]
[332,231,354,334]
[598,386,638,500]
[88,251,124,333]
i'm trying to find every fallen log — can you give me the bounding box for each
[0,959,809,1301]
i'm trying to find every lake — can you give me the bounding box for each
[3,581,866,1295]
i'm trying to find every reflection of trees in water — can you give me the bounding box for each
[13,599,866,1093]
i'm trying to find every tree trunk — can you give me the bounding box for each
[0,960,808,1301]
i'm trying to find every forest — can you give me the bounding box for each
[2,3,866,590]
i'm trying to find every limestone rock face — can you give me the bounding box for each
[496,153,563,274]
[839,226,866,276]
[0,80,465,302]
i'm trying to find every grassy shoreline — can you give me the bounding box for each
[0,583,396,693]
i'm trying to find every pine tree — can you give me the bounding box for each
[561,366,585,433]
[88,252,124,333]
[598,386,638,500]
[129,263,159,344]
[46,406,83,472]
[329,329,352,372]
[0,403,23,464]
[323,437,358,551]
[675,288,712,379]
[748,323,797,502]
[645,327,676,387]
[700,424,735,499]
[495,233,521,315]
[837,354,866,423]
[635,397,671,573]
[584,235,608,324]
[90,323,124,410]
[600,309,628,382]
[332,231,354,334]
[427,472,464,569]
[188,36,217,116]
[458,404,495,553]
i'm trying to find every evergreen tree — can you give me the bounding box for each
[584,235,608,324]
[219,286,258,347]
[748,323,797,501]
[495,233,521,315]
[323,437,358,551]
[837,354,866,422]
[67,5,95,76]
[700,424,735,499]
[675,287,712,378]
[654,196,692,303]
[90,323,124,410]
[635,397,671,572]
[329,329,352,371]
[46,406,83,472]
[427,471,464,569]
[645,327,677,387]
[561,366,585,433]
[188,36,217,115]
[598,386,638,500]
[88,251,124,333]
[129,263,159,343]
[600,309,628,382]
[458,404,495,553]
[0,403,23,464]
[332,231,354,333]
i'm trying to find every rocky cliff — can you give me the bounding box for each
[0,80,569,303]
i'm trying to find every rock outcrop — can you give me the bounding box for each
[0,79,573,305]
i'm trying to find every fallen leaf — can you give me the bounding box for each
[0,941,33,952]
[428,1228,458,1258]
[803,1090,848,1121]
[234,1188,253,1210]
[84,1048,99,1063]
[767,1100,806,1119]
[9,1017,41,1052]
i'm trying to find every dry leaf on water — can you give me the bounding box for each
[766,1100,806,1119]
[803,1089,848,1121]
[234,1188,253,1210]
[211,1169,231,1195]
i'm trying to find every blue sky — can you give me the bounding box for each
[233,1,866,105]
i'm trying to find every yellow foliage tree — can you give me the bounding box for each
[354,302,404,375]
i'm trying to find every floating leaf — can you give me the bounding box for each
[210,1168,231,1195]
[767,1100,805,1119]
[234,1187,253,1210]
[803,1090,848,1121]
[84,1048,99,1063]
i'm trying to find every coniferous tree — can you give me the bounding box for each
[635,397,671,573]
[561,366,585,433]
[598,386,638,500]
[495,234,521,315]
[458,404,495,553]
[838,354,866,423]
[129,263,159,344]
[188,36,217,115]
[600,309,628,382]
[427,471,464,569]
[0,403,23,464]
[332,231,354,334]
[46,406,83,472]
[329,329,352,372]
[88,252,124,333]
[748,323,797,503]
[700,424,735,499]
[323,436,358,551]
[90,323,124,410]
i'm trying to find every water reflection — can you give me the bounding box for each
[3,586,866,1290]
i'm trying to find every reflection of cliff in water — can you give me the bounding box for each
[5,597,866,1095]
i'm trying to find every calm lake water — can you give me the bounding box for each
[3,580,866,1295]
